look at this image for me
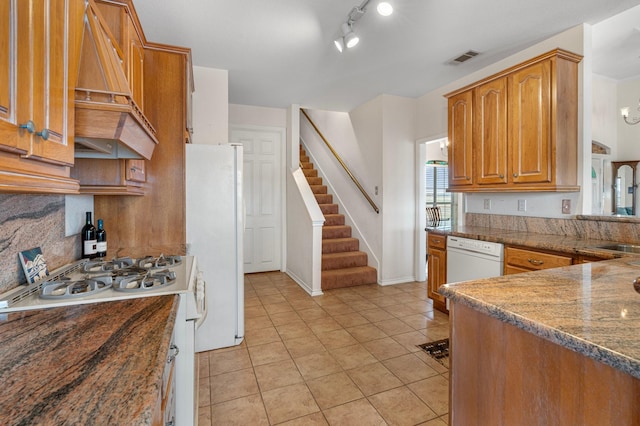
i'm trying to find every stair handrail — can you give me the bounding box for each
[301,109,380,214]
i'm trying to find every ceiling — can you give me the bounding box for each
[132,0,640,112]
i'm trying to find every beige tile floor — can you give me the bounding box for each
[197,272,450,425]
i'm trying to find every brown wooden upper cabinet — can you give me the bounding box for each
[0,0,84,194]
[448,90,474,188]
[445,49,583,192]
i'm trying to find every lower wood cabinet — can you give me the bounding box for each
[575,254,608,264]
[427,233,448,313]
[449,303,640,424]
[504,245,573,275]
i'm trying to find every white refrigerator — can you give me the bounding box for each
[186,143,244,352]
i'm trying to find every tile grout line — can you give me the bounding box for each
[201,273,449,425]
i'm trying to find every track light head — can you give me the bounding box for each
[335,22,359,52]
[344,30,359,48]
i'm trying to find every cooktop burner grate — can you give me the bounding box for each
[2,261,89,307]
[40,277,112,299]
[112,270,177,292]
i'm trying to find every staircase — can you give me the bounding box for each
[300,146,377,290]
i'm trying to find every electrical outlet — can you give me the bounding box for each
[483,199,491,210]
[517,199,526,211]
[562,199,571,214]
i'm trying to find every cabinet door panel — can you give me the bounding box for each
[28,0,75,166]
[127,21,145,109]
[508,60,551,184]
[448,91,473,187]
[475,78,508,185]
[0,1,29,155]
[428,249,446,304]
[0,0,12,122]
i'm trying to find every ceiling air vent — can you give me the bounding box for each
[449,50,480,65]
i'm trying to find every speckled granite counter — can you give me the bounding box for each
[427,224,637,259]
[440,257,640,379]
[0,295,178,424]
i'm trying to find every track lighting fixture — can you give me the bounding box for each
[334,1,393,52]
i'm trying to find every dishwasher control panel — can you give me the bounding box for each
[447,236,503,258]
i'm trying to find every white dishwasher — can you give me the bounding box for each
[446,236,504,283]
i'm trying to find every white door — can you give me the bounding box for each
[231,126,283,273]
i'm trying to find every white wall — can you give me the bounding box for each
[192,66,228,144]
[592,74,618,152]
[416,25,590,218]
[285,168,324,296]
[381,95,417,284]
[617,78,640,160]
[229,104,287,128]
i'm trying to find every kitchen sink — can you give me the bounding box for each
[595,244,640,254]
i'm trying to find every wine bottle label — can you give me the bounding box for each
[84,240,97,254]
[97,241,107,253]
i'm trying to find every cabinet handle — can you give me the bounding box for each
[466,176,470,180]
[527,258,544,266]
[19,120,35,134]
[513,173,518,178]
[130,167,144,175]
[499,174,504,179]
[168,344,179,364]
[36,128,50,141]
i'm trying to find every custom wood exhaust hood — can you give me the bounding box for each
[74,0,158,160]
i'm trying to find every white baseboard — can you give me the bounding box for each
[378,276,418,286]
[286,269,324,296]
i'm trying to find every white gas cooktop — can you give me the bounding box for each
[0,256,195,313]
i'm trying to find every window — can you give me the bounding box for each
[426,164,452,222]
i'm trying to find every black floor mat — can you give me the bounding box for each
[418,338,449,364]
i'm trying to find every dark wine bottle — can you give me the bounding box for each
[81,212,97,259]
[96,219,107,258]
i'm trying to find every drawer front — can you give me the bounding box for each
[505,246,572,271]
[428,233,446,251]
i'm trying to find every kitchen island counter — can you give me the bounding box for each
[440,258,640,424]
[0,295,178,424]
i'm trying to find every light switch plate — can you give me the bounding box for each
[562,199,571,214]
[483,199,491,210]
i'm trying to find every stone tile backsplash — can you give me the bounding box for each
[466,213,640,243]
[0,195,79,293]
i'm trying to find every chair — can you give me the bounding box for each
[426,206,441,227]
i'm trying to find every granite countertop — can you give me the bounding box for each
[0,295,178,424]
[440,257,640,379]
[426,224,635,259]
